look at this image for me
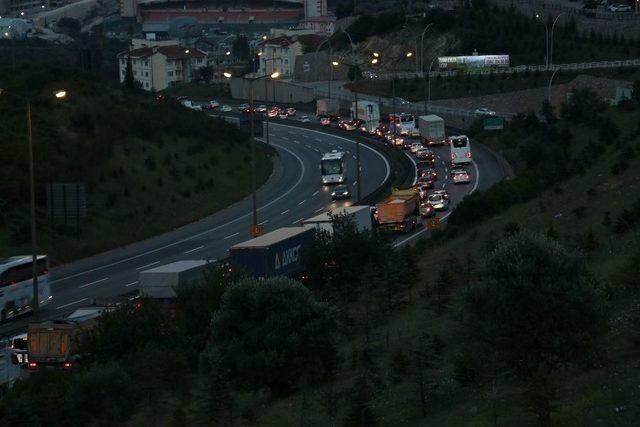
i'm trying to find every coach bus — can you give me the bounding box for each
[0,255,52,322]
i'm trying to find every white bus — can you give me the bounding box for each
[321,151,347,184]
[390,113,417,136]
[449,135,472,166]
[0,255,52,322]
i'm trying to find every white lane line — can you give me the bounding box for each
[136,261,160,270]
[272,123,391,187]
[56,298,88,310]
[49,141,306,285]
[404,152,418,185]
[305,145,313,149]
[442,183,446,188]
[183,245,204,254]
[315,138,322,142]
[224,232,239,240]
[281,209,289,215]
[314,207,324,213]
[352,155,357,160]
[259,220,269,225]
[298,200,306,205]
[353,180,358,185]
[293,218,305,224]
[79,277,109,289]
[312,190,319,196]
[125,281,138,287]
[394,158,480,248]
[314,148,320,152]
[282,136,290,140]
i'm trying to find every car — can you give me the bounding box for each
[338,120,357,131]
[300,115,311,123]
[415,148,431,160]
[410,142,423,153]
[331,184,350,200]
[255,104,268,113]
[268,108,279,118]
[417,177,435,189]
[427,194,449,211]
[320,117,331,126]
[393,97,409,106]
[474,107,496,116]
[608,3,632,11]
[450,166,466,178]
[286,107,297,116]
[417,185,430,200]
[278,112,288,119]
[453,170,471,184]
[421,168,438,181]
[238,103,250,111]
[402,140,414,150]
[362,70,379,79]
[432,189,450,201]
[242,106,256,114]
[202,100,219,109]
[220,105,232,112]
[420,202,435,218]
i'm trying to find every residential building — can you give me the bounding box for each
[117,41,207,91]
[0,0,49,16]
[302,15,336,35]
[257,36,303,77]
[119,0,137,18]
[304,0,327,18]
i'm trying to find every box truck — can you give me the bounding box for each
[316,98,340,118]
[418,115,446,145]
[230,226,316,279]
[375,188,420,233]
[139,260,211,299]
[302,206,373,235]
[351,100,380,134]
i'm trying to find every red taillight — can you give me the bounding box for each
[466,152,472,158]
[451,153,456,160]
[28,362,37,369]
[63,362,73,369]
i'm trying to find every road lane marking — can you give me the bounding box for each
[56,298,89,310]
[224,232,239,240]
[298,200,306,205]
[125,281,138,287]
[136,261,160,270]
[183,245,204,254]
[352,155,357,160]
[293,218,304,224]
[312,190,319,196]
[315,138,322,142]
[314,207,324,213]
[281,136,290,140]
[259,220,269,225]
[281,209,289,215]
[79,277,109,289]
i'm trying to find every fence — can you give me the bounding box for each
[377,58,640,80]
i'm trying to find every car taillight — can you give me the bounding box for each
[451,153,456,160]
[63,362,73,369]
[28,362,37,369]
[466,152,472,158]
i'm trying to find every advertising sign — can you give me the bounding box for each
[438,55,510,71]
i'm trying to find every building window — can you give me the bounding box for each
[145,82,149,88]
[120,59,125,66]
[145,72,149,77]
[145,60,149,66]
[133,70,137,76]
[284,59,288,64]
[168,71,173,77]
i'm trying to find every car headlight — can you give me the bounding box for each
[331,192,336,196]
[344,191,349,196]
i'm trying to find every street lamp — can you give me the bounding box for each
[535,13,549,69]
[223,72,279,237]
[0,88,67,312]
[314,36,334,97]
[420,22,434,73]
[425,55,439,114]
[547,68,560,104]
[550,12,566,68]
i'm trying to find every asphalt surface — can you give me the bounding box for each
[0,121,389,335]
[0,105,505,336]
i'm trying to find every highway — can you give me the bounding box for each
[0,108,506,336]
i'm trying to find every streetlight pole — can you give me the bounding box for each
[535,14,549,69]
[426,55,439,114]
[420,23,433,73]
[0,88,66,312]
[547,67,559,104]
[550,12,566,68]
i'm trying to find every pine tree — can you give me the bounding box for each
[124,55,135,89]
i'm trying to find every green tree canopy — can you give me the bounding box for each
[209,277,338,395]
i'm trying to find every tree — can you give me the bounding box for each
[540,99,556,123]
[462,232,604,424]
[123,56,135,89]
[195,347,235,425]
[560,88,606,124]
[56,17,81,37]
[410,334,442,417]
[210,277,337,395]
[632,79,640,103]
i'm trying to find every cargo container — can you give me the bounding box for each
[376,188,420,233]
[350,101,380,134]
[139,260,210,299]
[316,98,340,118]
[418,115,446,145]
[302,206,372,235]
[230,226,315,279]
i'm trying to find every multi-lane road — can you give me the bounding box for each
[0,109,506,336]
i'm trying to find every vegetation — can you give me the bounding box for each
[0,66,273,263]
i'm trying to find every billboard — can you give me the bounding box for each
[438,55,510,71]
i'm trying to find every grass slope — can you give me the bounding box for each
[253,107,640,426]
[0,66,273,264]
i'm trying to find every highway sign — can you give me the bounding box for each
[426,217,440,230]
[483,117,504,130]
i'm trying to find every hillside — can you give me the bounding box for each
[0,66,273,264]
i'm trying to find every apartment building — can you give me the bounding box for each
[257,36,303,78]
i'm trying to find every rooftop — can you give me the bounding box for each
[118,45,207,59]
[231,226,313,249]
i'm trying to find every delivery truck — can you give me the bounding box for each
[25,306,111,370]
[316,98,340,118]
[351,100,380,134]
[230,226,315,279]
[418,115,446,145]
[375,188,421,233]
[139,260,211,299]
[302,206,373,235]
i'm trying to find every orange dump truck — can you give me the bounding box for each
[375,188,421,233]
